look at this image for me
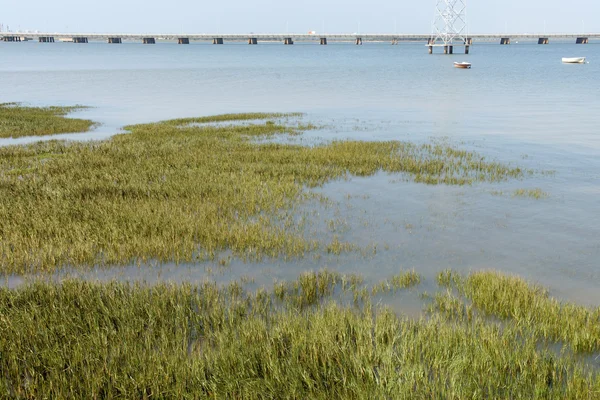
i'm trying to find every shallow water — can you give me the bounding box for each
[2,40,599,307]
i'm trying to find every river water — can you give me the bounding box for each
[1,40,599,308]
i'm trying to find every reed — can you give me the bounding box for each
[1,271,598,398]
[0,103,96,138]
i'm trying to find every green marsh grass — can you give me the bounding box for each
[1,110,527,274]
[432,270,600,354]
[0,103,96,138]
[1,271,599,398]
[513,188,549,199]
[372,269,422,294]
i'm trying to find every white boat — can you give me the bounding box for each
[562,57,586,64]
[454,62,471,69]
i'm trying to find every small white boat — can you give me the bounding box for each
[562,57,586,64]
[454,62,471,69]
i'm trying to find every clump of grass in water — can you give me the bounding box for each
[0,103,96,138]
[0,109,528,274]
[432,269,600,354]
[372,269,422,294]
[513,188,549,199]
[1,271,599,398]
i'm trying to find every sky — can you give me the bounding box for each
[2,0,597,35]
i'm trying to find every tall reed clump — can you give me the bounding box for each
[1,271,598,399]
[0,103,96,138]
[0,110,526,274]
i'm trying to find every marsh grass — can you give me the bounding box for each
[513,188,549,199]
[0,103,96,138]
[432,270,600,354]
[2,271,599,398]
[372,269,422,294]
[1,109,528,274]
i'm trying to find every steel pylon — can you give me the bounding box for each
[429,0,468,46]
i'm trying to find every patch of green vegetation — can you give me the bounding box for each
[1,271,599,398]
[513,188,549,199]
[432,270,600,354]
[0,103,96,138]
[372,269,422,294]
[0,109,527,274]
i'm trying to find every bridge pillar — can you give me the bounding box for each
[465,37,473,45]
[538,37,549,44]
[576,37,588,44]
[248,37,258,45]
[428,46,433,54]
[213,38,224,45]
[355,37,363,45]
[391,38,398,45]
[73,37,88,43]
[320,37,327,45]
[449,45,453,54]
[284,37,293,45]
[143,37,156,44]
[108,37,122,44]
[443,45,448,54]
[3,36,21,42]
[465,45,469,54]
[39,36,55,43]
[178,38,190,44]
[500,37,510,45]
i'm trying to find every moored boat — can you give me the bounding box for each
[562,57,586,64]
[454,62,471,69]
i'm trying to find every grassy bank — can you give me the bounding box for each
[1,271,598,398]
[0,103,96,138]
[0,110,526,274]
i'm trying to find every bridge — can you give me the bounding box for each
[2,32,598,47]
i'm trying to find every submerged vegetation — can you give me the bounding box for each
[1,270,599,398]
[0,110,528,274]
[0,103,96,138]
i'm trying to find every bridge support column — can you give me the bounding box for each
[449,45,453,54]
[391,38,398,45]
[355,37,362,45]
[465,45,469,54]
[108,37,122,44]
[3,36,21,42]
[443,45,448,54]
[284,37,293,45]
[320,37,327,45]
[39,36,55,43]
[213,38,224,45]
[576,37,588,44]
[500,37,510,45]
[538,37,549,44]
[428,46,433,54]
[465,37,473,45]
[142,37,155,44]
[178,38,189,44]
[248,37,258,45]
[73,37,88,43]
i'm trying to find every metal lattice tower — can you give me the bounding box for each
[428,0,469,53]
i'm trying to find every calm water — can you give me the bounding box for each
[1,41,599,307]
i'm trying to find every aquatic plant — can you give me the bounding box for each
[1,271,598,398]
[432,270,600,354]
[0,103,95,138]
[0,109,527,274]
[513,188,549,199]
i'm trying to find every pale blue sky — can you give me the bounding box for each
[2,0,597,34]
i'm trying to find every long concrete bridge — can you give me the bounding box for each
[2,32,598,46]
